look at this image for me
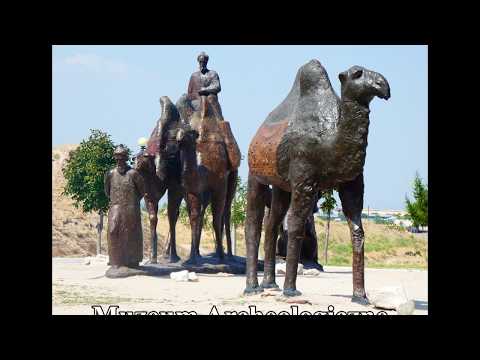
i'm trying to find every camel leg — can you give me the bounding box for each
[223,204,233,257]
[244,173,268,295]
[338,173,368,304]
[261,186,290,289]
[185,192,206,264]
[223,170,237,258]
[145,189,164,264]
[276,222,287,258]
[166,184,183,263]
[197,194,211,257]
[211,178,228,260]
[283,178,317,297]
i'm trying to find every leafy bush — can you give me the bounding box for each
[62,129,131,214]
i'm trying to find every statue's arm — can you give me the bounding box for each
[200,72,221,95]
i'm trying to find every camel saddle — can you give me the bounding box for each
[188,104,241,172]
[248,119,289,179]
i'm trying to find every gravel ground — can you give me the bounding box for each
[52,257,428,315]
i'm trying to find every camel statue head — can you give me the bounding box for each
[339,65,390,106]
[134,149,155,174]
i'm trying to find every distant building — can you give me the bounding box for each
[362,208,407,218]
[394,219,413,227]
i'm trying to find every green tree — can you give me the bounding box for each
[320,189,337,264]
[229,176,247,255]
[231,176,247,227]
[405,172,428,230]
[62,129,131,255]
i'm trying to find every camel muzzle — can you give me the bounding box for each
[374,75,390,100]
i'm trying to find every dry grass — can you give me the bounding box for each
[146,216,427,269]
[314,219,427,269]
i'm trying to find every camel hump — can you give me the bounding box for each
[263,59,337,126]
[146,125,160,155]
[176,93,195,124]
[249,60,340,180]
[146,96,181,156]
[218,121,241,169]
[263,66,302,125]
[159,96,180,123]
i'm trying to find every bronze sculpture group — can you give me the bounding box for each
[104,53,391,303]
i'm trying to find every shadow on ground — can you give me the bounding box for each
[141,253,264,277]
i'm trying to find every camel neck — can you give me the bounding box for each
[337,99,370,139]
[138,168,160,195]
[334,99,371,172]
[180,145,199,190]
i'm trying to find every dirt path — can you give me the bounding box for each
[52,258,428,315]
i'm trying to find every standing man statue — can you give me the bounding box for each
[104,145,148,278]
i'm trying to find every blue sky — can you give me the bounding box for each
[52,45,428,210]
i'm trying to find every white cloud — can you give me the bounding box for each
[63,53,128,75]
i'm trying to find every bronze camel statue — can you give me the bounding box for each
[136,96,239,263]
[175,94,241,263]
[134,96,185,263]
[245,60,390,302]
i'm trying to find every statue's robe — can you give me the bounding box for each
[104,166,146,267]
[186,69,224,120]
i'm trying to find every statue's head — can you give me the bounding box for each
[197,52,209,72]
[339,65,390,106]
[114,145,129,174]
